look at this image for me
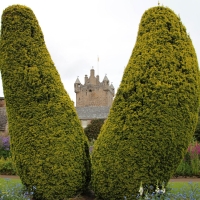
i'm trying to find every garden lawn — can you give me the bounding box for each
[0,178,200,199]
[168,181,200,194]
[0,178,23,191]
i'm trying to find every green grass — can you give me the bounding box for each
[0,178,21,190]
[0,178,200,199]
[168,181,200,195]
[168,181,200,189]
[0,177,26,200]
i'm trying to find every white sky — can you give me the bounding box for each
[0,0,200,104]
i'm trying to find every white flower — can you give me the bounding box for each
[139,186,143,196]
[155,187,160,194]
[139,182,143,196]
[161,188,165,194]
[155,180,160,194]
[161,182,165,194]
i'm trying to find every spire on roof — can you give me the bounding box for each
[110,83,114,89]
[103,74,109,81]
[75,77,81,84]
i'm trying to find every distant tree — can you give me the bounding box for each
[194,109,200,142]
[0,5,90,200]
[84,119,105,141]
[91,6,199,199]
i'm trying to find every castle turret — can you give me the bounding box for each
[74,77,81,93]
[103,75,109,90]
[110,83,115,96]
[75,69,114,107]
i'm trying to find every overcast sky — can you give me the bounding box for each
[0,0,200,104]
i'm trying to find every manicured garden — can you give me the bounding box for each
[0,136,200,199]
[0,3,200,200]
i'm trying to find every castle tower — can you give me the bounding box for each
[74,69,115,107]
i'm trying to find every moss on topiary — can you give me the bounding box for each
[91,6,199,200]
[0,5,90,200]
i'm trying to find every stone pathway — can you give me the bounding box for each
[0,175,20,179]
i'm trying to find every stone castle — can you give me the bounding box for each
[74,68,115,127]
[74,68,115,107]
[0,68,115,131]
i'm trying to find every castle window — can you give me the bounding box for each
[89,89,92,92]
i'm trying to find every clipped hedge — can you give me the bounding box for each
[0,5,90,200]
[91,6,200,199]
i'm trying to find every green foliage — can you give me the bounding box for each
[91,6,200,200]
[0,150,10,160]
[174,141,200,177]
[194,109,200,142]
[0,157,16,175]
[175,159,195,177]
[0,5,90,200]
[84,119,105,141]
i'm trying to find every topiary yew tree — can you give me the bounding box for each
[91,6,200,199]
[0,5,90,200]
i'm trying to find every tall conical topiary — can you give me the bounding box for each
[91,6,199,199]
[0,5,90,200]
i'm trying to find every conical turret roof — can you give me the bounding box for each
[103,75,109,81]
[110,83,114,89]
[75,77,81,84]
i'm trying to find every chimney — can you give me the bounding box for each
[85,75,88,84]
[96,75,99,84]
[90,69,95,77]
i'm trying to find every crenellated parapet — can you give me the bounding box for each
[74,69,115,107]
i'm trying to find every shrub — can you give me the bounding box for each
[84,119,105,141]
[194,112,200,142]
[188,141,200,176]
[91,5,200,199]
[174,141,200,177]
[0,150,10,160]
[175,159,193,177]
[0,157,16,175]
[0,5,90,200]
